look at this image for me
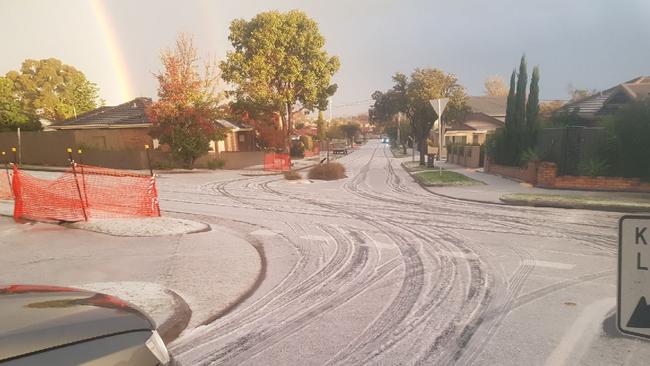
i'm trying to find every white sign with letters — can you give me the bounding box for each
[618,215,650,339]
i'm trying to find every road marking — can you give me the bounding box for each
[544,297,615,366]
[524,260,575,270]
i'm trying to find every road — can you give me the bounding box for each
[162,140,648,365]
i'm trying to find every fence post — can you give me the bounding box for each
[68,148,88,221]
[145,144,154,176]
[2,152,11,192]
[11,147,17,165]
[77,149,89,208]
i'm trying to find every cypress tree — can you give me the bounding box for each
[526,66,540,150]
[503,70,517,164]
[514,55,528,130]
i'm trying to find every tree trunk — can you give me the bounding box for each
[286,102,293,154]
[418,138,426,166]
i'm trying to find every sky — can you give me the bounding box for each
[1,0,649,117]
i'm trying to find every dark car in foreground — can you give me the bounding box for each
[0,285,170,365]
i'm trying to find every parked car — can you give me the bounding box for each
[0,285,171,365]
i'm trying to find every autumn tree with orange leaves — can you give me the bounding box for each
[147,34,226,168]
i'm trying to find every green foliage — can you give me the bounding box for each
[294,122,305,130]
[0,76,41,131]
[578,159,610,177]
[340,123,361,145]
[148,35,225,169]
[290,140,305,158]
[491,55,541,166]
[207,158,226,170]
[405,68,467,165]
[6,58,100,121]
[520,148,541,165]
[326,123,345,139]
[220,10,340,139]
[299,135,314,151]
[601,101,650,179]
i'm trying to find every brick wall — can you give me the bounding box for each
[536,162,650,192]
[485,157,538,184]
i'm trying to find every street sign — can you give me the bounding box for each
[430,98,449,117]
[618,215,650,339]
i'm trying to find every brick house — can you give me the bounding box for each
[49,97,256,152]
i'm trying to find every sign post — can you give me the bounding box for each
[618,215,650,340]
[430,98,449,161]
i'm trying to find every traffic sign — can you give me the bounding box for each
[618,215,650,339]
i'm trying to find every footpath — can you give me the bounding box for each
[394,149,650,213]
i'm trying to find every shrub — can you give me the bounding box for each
[601,100,650,179]
[579,159,610,177]
[283,170,302,180]
[152,160,177,170]
[207,158,226,170]
[290,140,305,158]
[520,148,541,165]
[299,135,314,151]
[308,162,346,180]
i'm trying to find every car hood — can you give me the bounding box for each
[0,285,155,362]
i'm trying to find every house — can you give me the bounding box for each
[444,96,507,146]
[558,76,650,125]
[49,97,255,152]
[445,112,504,145]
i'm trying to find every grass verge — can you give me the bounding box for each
[412,170,482,187]
[501,193,650,212]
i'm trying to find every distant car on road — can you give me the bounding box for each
[0,285,171,365]
[381,137,389,144]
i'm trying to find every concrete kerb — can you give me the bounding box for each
[398,161,503,206]
[500,196,650,214]
[398,160,650,213]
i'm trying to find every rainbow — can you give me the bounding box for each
[90,0,134,102]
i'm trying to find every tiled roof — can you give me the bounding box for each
[215,119,254,131]
[52,98,152,128]
[466,96,507,117]
[560,76,650,119]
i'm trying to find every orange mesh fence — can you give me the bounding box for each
[303,145,321,158]
[264,153,291,171]
[12,164,160,222]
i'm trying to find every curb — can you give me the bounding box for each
[397,161,650,213]
[500,198,650,214]
[158,289,192,343]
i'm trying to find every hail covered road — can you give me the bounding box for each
[160,140,647,366]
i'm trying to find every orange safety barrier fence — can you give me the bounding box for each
[12,164,160,222]
[263,153,291,171]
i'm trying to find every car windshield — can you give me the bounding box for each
[1,1,649,365]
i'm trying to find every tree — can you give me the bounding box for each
[404,68,467,165]
[484,75,509,96]
[316,110,326,140]
[6,58,100,121]
[340,123,361,146]
[0,76,40,131]
[601,100,650,178]
[488,55,541,166]
[147,34,226,168]
[220,10,340,151]
[567,84,598,102]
